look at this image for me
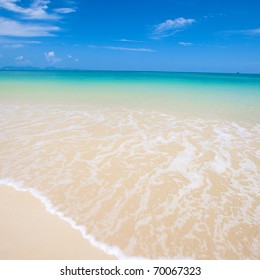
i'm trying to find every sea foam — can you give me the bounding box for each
[0,104,259,259]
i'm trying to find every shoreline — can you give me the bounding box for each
[0,184,116,260]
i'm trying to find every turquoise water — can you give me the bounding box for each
[1,70,260,85]
[0,71,259,121]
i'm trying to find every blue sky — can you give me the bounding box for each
[0,0,260,73]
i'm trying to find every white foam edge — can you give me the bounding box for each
[0,178,147,260]
[0,178,195,260]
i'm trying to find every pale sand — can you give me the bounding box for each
[0,185,115,260]
[0,104,259,259]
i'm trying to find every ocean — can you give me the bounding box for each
[0,70,259,259]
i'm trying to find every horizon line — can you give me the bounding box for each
[0,67,259,75]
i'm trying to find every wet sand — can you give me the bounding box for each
[0,185,115,260]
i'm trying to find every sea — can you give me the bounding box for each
[0,70,259,259]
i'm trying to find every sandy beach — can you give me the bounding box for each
[0,185,115,260]
[0,102,259,259]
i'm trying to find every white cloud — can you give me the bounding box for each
[55,8,76,14]
[44,51,61,64]
[0,1,76,38]
[222,28,260,36]
[116,39,144,43]
[67,54,72,58]
[89,45,155,52]
[105,46,155,52]
[45,51,55,57]
[0,0,59,20]
[15,55,24,61]
[0,17,60,37]
[0,38,41,44]
[179,42,193,46]
[151,17,196,39]
[75,58,79,62]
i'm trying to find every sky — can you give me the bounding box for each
[0,0,260,73]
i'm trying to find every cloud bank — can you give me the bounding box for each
[0,0,76,37]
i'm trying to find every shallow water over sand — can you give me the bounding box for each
[1,103,259,259]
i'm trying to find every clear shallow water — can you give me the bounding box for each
[0,71,260,122]
[0,71,259,259]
